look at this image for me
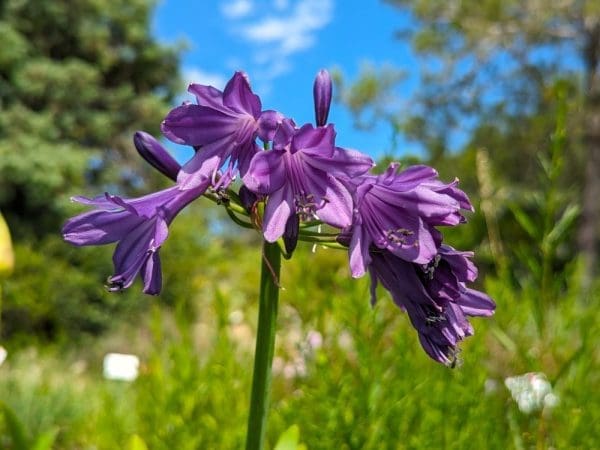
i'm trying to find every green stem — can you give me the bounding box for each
[299,219,323,228]
[203,190,249,216]
[245,241,281,450]
[225,208,254,229]
[298,229,340,238]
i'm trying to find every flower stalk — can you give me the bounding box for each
[245,240,281,450]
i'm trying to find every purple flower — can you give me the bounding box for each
[349,163,473,278]
[133,131,181,181]
[368,245,495,365]
[161,72,282,190]
[62,183,206,294]
[243,119,373,242]
[313,69,332,127]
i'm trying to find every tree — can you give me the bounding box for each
[0,0,182,340]
[343,0,599,283]
[0,0,181,238]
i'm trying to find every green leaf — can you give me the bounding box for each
[126,434,149,450]
[509,203,539,240]
[1,401,30,450]
[274,425,301,450]
[544,204,580,249]
[31,428,59,450]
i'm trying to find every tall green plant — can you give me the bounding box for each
[506,81,580,333]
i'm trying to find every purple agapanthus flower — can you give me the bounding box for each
[243,118,374,242]
[368,245,495,365]
[62,183,206,294]
[161,71,282,190]
[349,163,473,278]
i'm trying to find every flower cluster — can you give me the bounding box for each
[63,70,494,365]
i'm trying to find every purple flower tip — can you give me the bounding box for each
[313,69,332,127]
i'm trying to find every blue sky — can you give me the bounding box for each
[151,0,419,161]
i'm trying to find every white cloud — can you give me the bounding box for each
[182,67,228,90]
[273,0,289,11]
[222,0,333,84]
[241,0,332,57]
[221,0,254,19]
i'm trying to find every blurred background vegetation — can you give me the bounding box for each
[0,0,599,449]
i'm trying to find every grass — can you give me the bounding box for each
[1,240,598,449]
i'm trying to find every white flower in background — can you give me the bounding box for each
[0,345,7,366]
[504,372,559,414]
[103,353,139,381]
[306,330,323,351]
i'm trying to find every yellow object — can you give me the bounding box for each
[0,211,14,277]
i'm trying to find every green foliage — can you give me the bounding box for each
[0,238,598,449]
[0,0,182,342]
[0,401,58,450]
[0,0,181,238]
[274,425,306,450]
[1,236,146,342]
[332,64,404,130]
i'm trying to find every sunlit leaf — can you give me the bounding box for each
[274,425,301,450]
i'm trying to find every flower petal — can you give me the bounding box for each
[112,219,157,276]
[305,146,374,179]
[222,71,261,117]
[418,333,453,365]
[188,83,226,110]
[456,288,496,317]
[292,124,335,157]
[439,245,478,282]
[62,209,140,245]
[273,119,297,150]
[161,104,237,146]
[257,110,284,141]
[263,185,293,242]
[177,134,235,190]
[141,250,162,295]
[243,150,286,194]
[383,164,438,188]
[316,175,353,229]
[349,224,371,278]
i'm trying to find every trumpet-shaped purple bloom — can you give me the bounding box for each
[161,72,282,190]
[368,245,495,365]
[62,183,206,294]
[243,119,373,242]
[349,163,473,278]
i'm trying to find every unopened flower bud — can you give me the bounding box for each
[313,69,332,127]
[134,131,181,181]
